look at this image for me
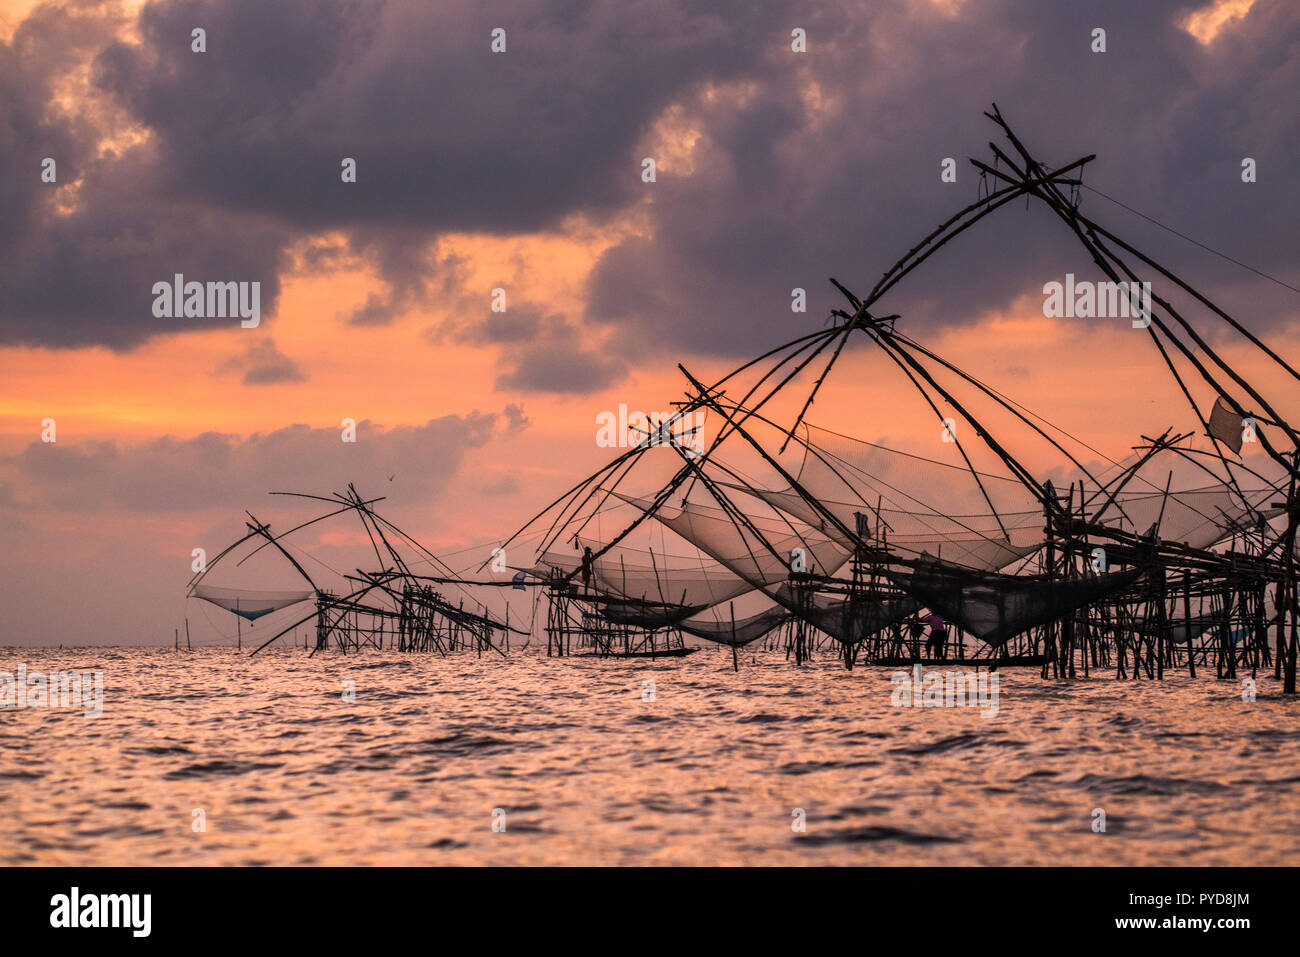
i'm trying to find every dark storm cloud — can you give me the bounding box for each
[95,0,785,231]
[586,0,1300,355]
[1,0,786,348]
[1,0,1295,360]
[0,1,288,349]
[338,229,467,326]
[0,2,102,249]
[2,408,525,511]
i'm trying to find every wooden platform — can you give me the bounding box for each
[575,647,700,659]
[872,655,1046,668]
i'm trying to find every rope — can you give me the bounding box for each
[1082,184,1300,297]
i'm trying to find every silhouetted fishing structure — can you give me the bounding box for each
[194,106,1299,689]
[491,105,1299,687]
[188,485,521,657]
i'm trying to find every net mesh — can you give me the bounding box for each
[745,484,1040,571]
[615,493,851,589]
[191,584,315,621]
[786,425,1044,569]
[886,556,1145,648]
[772,584,918,647]
[679,606,791,646]
[527,549,753,609]
[588,597,703,628]
[1098,483,1280,549]
[791,424,1283,559]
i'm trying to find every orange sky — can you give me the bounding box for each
[4,236,1294,552]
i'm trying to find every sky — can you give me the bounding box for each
[1,0,1297,645]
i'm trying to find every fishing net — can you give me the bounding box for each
[679,606,792,646]
[527,548,753,609]
[886,555,1146,648]
[615,493,851,589]
[795,424,1282,558]
[589,596,704,628]
[1100,483,1281,549]
[744,484,1040,571]
[772,583,918,647]
[775,425,1045,569]
[190,584,315,621]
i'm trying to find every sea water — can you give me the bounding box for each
[2,646,1298,865]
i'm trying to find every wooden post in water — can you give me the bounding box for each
[1284,459,1299,693]
[730,602,739,672]
[1042,481,1057,679]
[1155,563,1165,681]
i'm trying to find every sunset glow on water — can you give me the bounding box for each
[5,647,1298,866]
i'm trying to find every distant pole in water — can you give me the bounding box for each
[730,602,739,672]
[175,627,179,651]
[185,617,192,651]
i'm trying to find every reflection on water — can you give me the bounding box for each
[3,646,1299,865]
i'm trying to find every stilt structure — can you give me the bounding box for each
[491,105,1299,685]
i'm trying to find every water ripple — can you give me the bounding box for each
[2,646,1299,864]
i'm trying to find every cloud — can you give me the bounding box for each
[1,0,1296,365]
[431,301,628,393]
[495,339,626,393]
[2,408,528,512]
[431,300,550,347]
[93,0,778,232]
[501,403,531,432]
[0,0,784,348]
[218,337,309,385]
[0,2,291,349]
[489,309,627,393]
[338,230,471,326]
[583,0,1300,354]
